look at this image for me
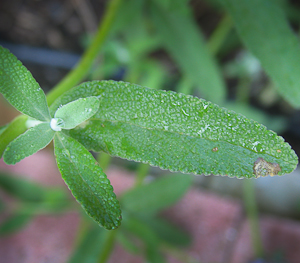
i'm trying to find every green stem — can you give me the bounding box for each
[97,229,118,263]
[177,77,193,95]
[207,14,232,55]
[243,179,264,258]
[97,152,112,172]
[135,163,150,186]
[46,0,123,106]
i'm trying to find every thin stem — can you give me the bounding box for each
[46,0,123,106]
[97,229,118,263]
[243,179,264,258]
[97,152,112,172]
[207,14,232,56]
[135,163,150,186]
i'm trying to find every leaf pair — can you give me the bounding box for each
[0,46,121,230]
[3,96,99,165]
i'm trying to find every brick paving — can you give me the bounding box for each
[1,151,300,263]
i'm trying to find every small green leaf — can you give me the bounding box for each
[150,3,226,103]
[0,46,50,121]
[54,132,121,230]
[0,115,28,158]
[222,0,300,108]
[53,96,100,130]
[121,174,192,215]
[3,122,55,165]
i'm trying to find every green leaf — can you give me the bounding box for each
[0,172,46,202]
[51,80,298,178]
[0,46,50,121]
[0,212,33,236]
[150,3,226,103]
[54,132,121,230]
[3,122,55,165]
[0,115,28,158]
[53,96,99,130]
[122,216,166,263]
[68,226,106,263]
[221,0,300,108]
[143,217,191,247]
[121,174,192,215]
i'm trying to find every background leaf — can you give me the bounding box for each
[122,216,166,263]
[150,2,226,104]
[54,97,99,130]
[54,80,297,178]
[54,132,121,230]
[0,172,47,202]
[0,172,67,206]
[0,212,33,236]
[221,0,300,108]
[121,174,192,216]
[3,122,55,165]
[0,46,50,121]
[68,225,106,263]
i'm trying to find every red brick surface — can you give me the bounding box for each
[1,151,300,263]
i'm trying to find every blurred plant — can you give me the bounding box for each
[1,0,300,262]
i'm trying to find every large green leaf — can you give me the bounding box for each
[121,174,192,215]
[0,46,50,121]
[221,0,300,108]
[150,2,226,104]
[54,132,121,230]
[3,122,55,165]
[51,81,298,179]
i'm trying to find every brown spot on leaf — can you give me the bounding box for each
[212,147,218,152]
[253,157,281,178]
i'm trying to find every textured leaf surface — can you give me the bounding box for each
[150,3,226,103]
[52,80,298,178]
[222,0,300,108]
[54,132,121,230]
[0,46,50,121]
[121,174,192,215]
[54,96,99,130]
[3,122,55,165]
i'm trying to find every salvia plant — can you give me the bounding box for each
[0,44,298,230]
